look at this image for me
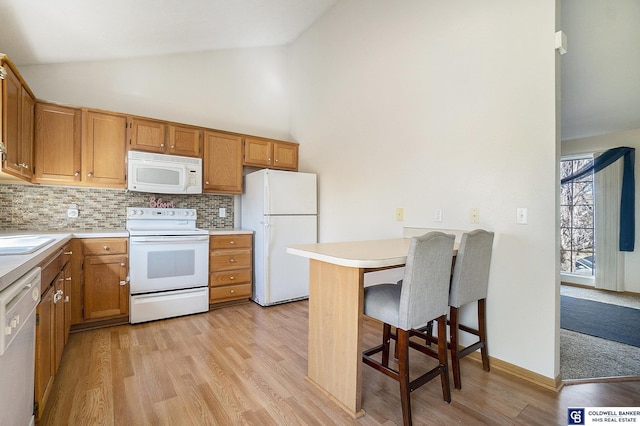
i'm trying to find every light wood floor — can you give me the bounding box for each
[41,300,640,425]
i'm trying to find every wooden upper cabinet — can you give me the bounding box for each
[273,141,298,170]
[128,117,167,154]
[1,60,35,181]
[169,125,201,157]
[83,110,127,187]
[243,137,298,171]
[128,118,201,158]
[203,131,243,194]
[34,102,82,184]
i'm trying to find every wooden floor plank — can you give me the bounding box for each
[41,300,640,425]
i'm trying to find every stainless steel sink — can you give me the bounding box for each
[0,235,55,255]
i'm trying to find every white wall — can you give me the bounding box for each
[290,0,560,379]
[562,129,640,293]
[19,47,291,140]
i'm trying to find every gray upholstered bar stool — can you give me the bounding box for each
[362,231,455,426]
[416,229,494,390]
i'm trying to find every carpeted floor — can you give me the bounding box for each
[561,295,640,347]
[560,285,640,380]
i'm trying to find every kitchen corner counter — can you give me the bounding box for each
[0,229,128,292]
[0,233,73,292]
[208,228,254,235]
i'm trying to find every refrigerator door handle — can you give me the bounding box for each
[264,172,271,215]
[264,219,271,300]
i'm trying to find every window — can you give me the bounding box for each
[560,157,595,276]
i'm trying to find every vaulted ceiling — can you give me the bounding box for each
[0,0,337,65]
[1,0,637,141]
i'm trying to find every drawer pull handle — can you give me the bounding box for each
[64,296,69,303]
[66,277,72,281]
[230,289,235,294]
[229,258,235,263]
[229,276,235,280]
[119,280,127,286]
[64,251,73,255]
[103,246,109,251]
[229,241,235,245]
[120,263,125,267]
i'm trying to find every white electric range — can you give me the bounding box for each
[126,207,209,324]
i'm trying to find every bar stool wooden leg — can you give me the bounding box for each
[397,328,412,426]
[382,323,392,367]
[449,307,461,389]
[437,315,452,401]
[478,299,490,372]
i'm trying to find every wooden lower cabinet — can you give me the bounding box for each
[35,245,71,421]
[209,234,253,305]
[35,285,55,421]
[84,253,129,320]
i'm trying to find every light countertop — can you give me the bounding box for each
[208,228,253,235]
[288,238,458,269]
[288,238,414,269]
[0,228,252,292]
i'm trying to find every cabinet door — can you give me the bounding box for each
[273,142,299,171]
[243,137,272,167]
[203,131,243,194]
[2,64,21,177]
[34,102,82,184]
[53,272,65,373]
[83,111,127,187]
[35,286,55,422]
[68,240,83,326]
[19,88,35,179]
[128,117,167,154]
[63,261,72,344]
[169,125,201,157]
[84,254,129,320]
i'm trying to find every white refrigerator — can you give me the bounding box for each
[241,169,317,306]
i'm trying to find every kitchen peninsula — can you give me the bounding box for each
[287,238,458,418]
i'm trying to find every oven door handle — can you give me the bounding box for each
[130,235,209,244]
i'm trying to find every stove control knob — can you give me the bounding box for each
[168,211,175,216]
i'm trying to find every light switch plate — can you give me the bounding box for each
[517,207,528,224]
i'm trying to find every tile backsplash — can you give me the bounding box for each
[0,184,234,230]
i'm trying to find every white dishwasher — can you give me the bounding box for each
[0,267,41,426]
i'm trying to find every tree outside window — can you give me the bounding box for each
[560,158,595,275]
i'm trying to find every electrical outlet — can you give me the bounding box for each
[67,209,78,218]
[434,208,442,222]
[219,207,226,218]
[395,208,404,221]
[470,208,479,224]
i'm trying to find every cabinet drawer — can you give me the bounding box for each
[209,234,252,249]
[41,248,65,291]
[82,238,127,255]
[210,250,251,271]
[209,269,251,287]
[209,283,252,303]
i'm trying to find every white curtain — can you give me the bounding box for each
[594,155,625,291]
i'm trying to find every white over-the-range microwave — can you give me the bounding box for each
[127,151,202,194]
